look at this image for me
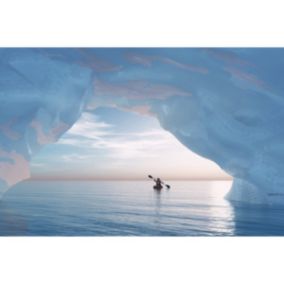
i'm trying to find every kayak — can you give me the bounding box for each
[148,175,171,190]
[153,185,163,190]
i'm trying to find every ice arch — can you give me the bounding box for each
[0,48,94,196]
[1,48,284,206]
[152,94,284,205]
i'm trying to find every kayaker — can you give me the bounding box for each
[148,175,170,190]
[155,178,162,188]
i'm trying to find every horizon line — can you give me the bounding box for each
[28,177,233,181]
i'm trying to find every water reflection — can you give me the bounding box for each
[2,180,284,236]
[152,189,162,232]
[206,181,235,235]
[206,181,284,236]
[154,189,161,213]
[230,201,284,236]
[0,201,27,235]
[150,181,236,236]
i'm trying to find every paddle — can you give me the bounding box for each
[148,175,171,189]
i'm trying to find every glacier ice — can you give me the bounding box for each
[1,48,284,205]
[0,48,94,196]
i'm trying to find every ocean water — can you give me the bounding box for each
[1,180,284,236]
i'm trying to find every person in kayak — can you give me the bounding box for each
[155,178,162,189]
[148,175,170,189]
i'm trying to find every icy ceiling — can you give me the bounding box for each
[1,48,284,205]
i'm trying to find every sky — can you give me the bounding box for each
[30,106,231,180]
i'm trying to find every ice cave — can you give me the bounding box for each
[1,48,284,205]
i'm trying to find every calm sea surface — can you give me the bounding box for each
[1,180,284,236]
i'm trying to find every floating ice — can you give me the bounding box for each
[1,48,284,205]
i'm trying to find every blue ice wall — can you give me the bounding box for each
[0,48,93,196]
[1,48,284,205]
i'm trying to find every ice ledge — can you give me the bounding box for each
[226,178,284,206]
[226,178,268,205]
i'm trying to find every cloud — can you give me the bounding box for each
[64,112,113,140]
[57,111,177,160]
[30,162,45,168]
[32,108,229,180]
[61,154,91,162]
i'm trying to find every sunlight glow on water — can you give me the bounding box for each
[1,180,284,236]
[0,180,233,236]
